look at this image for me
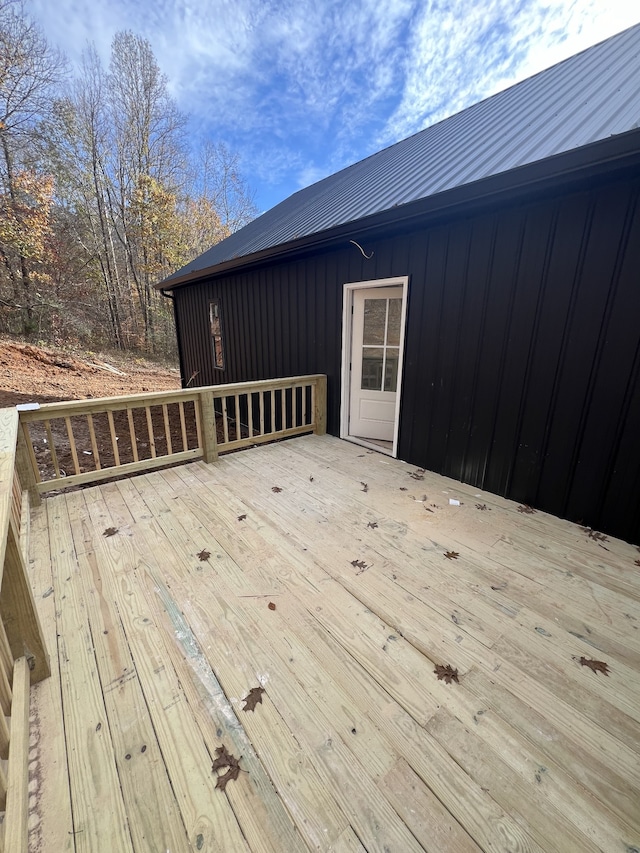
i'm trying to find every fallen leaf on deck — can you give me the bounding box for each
[237,514,247,521]
[475,504,491,511]
[103,527,118,537]
[579,657,610,676]
[587,530,608,542]
[212,744,236,771]
[268,602,276,611]
[444,551,459,560]
[399,487,408,491]
[243,686,265,711]
[517,505,536,514]
[212,745,241,791]
[409,470,425,480]
[271,486,282,493]
[216,765,240,791]
[635,559,640,567]
[367,521,378,529]
[361,482,369,493]
[197,550,211,562]
[434,664,459,684]
[350,559,370,573]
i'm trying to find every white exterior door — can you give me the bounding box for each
[349,287,403,441]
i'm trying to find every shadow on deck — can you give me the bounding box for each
[27,433,640,852]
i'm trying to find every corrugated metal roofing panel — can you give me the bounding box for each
[163,23,640,283]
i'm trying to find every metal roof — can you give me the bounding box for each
[162,23,640,286]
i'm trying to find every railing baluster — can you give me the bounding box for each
[302,384,307,425]
[281,388,287,431]
[43,420,60,479]
[248,392,254,439]
[86,414,101,470]
[259,391,265,436]
[178,401,188,452]
[145,406,156,459]
[292,385,298,428]
[270,390,275,435]
[193,399,203,450]
[127,409,139,463]
[106,410,120,467]
[162,404,173,456]
[221,397,229,444]
[65,416,81,475]
[234,394,241,442]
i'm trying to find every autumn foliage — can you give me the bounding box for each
[0,2,256,355]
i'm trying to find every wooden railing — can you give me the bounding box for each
[18,374,327,493]
[0,408,51,852]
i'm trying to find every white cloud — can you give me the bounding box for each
[24,0,640,209]
[379,0,640,148]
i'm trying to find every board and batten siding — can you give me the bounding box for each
[173,173,640,543]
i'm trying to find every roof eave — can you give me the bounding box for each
[157,128,640,292]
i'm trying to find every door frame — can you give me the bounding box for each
[340,276,409,457]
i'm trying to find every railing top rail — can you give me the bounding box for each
[0,407,19,584]
[17,374,326,422]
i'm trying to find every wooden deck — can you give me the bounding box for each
[26,434,640,852]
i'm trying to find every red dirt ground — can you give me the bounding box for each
[0,339,181,409]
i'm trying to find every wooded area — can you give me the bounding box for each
[0,0,256,357]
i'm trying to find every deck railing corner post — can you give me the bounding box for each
[314,375,327,436]
[199,389,218,463]
[15,421,41,508]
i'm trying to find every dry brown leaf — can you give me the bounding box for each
[212,744,236,772]
[587,530,608,542]
[271,486,282,493]
[434,664,459,684]
[268,602,276,611]
[361,482,369,493]
[517,505,536,514]
[579,657,610,676]
[444,551,459,560]
[367,521,378,529]
[237,514,247,521]
[212,745,241,791]
[215,764,240,791]
[197,549,211,562]
[103,527,118,537]
[242,686,265,712]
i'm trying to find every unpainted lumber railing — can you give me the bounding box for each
[18,374,327,494]
[0,408,51,852]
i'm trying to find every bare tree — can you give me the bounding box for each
[0,0,66,334]
[195,141,258,234]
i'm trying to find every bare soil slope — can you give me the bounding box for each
[0,339,181,408]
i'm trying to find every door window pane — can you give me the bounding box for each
[363,299,386,345]
[384,348,399,391]
[386,299,402,346]
[361,347,384,390]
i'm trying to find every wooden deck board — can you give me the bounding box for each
[26,434,640,852]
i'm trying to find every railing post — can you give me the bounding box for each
[1,520,50,683]
[314,375,327,436]
[15,423,41,508]
[199,389,218,463]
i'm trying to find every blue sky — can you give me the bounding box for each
[27,0,640,213]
